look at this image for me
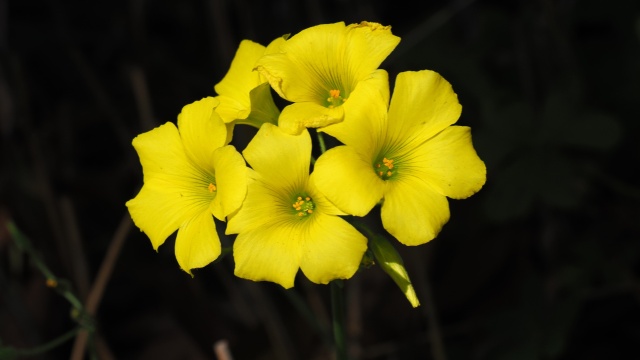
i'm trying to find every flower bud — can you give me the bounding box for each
[369,234,420,308]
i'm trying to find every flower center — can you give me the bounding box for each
[292,195,315,217]
[326,89,347,109]
[374,157,395,179]
[208,183,217,192]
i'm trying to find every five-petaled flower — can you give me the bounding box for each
[126,97,248,275]
[313,70,487,245]
[226,123,368,288]
[255,21,400,135]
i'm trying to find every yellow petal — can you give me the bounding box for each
[387,70,462,147]
[409,126,486,199]
[209,145,248,220]
[177,97,228,170]
[226,174,288,235]
[174,210,221,275]
[214,39,282,126]
[214,95,251,124]
[233,223,302,288]
[262,36,287,59]
[126,186,193,251]
[131,122,189,182]
[343,22,400,80]
[225,122,235,144]
[242,123,311,186]
[299,213,367,284]
[312,146,384,216]
[278,102,344,135]
[214,40,265,104]
[381,177,450,246]
[320,70,389,150]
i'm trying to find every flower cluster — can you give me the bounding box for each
[126,21,486,306]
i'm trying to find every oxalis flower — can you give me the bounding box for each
[254,21,400,135]
[213,37,286,131]
[313,70,487,245]
[226,123,367,288]
[126,97,248,275]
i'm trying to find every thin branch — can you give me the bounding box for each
[69,214,132,360]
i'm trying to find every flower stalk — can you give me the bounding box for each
[331,280,348,360]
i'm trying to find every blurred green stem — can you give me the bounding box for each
[3,327,82,357]
[7,221,84,311]
[331,280,347,360]
[317,131,327,154]
[4,220,95,357]
[282,288,333,347]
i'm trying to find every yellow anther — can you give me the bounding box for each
[208,183,217,192]
[327,89,347,108]
[46,278,58,288]
[374,157,396,179]
[293,194,315,217]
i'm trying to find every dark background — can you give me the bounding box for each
[1,0,639,359]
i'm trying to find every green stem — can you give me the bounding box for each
[317,131,327,154]
[8,327,82,357]
[281,288,333,347]
[330,280,347,360]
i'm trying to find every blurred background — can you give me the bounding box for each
[1,0,639,359]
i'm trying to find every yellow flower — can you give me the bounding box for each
[213,37,285,130]
[313,70,487,245]
[126,97,248,275]
[255,21,400,135]
[226,123,367,288]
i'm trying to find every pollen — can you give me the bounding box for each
[374,157,396,180]
[383,158,394,169]
[326,89,347,108]
[292,194,315,217]
[208,183,217,192]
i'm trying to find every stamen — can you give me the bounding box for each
[326,89,347,108]
[292,194,315,217]
[374,157,396,180]
[208,183,217,192]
